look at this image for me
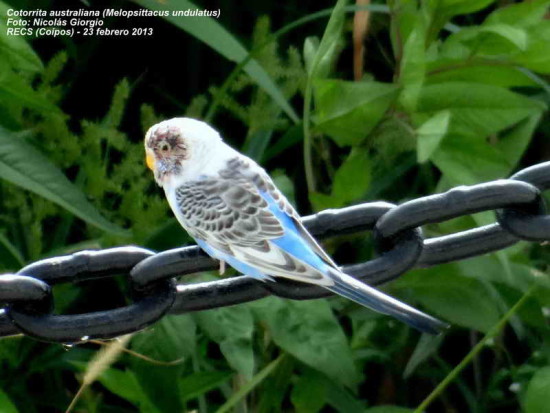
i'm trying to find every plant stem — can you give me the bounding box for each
[414,283,537,413]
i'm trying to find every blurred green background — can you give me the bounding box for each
[1,0,550,412]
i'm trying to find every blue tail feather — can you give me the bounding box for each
[325,268,448,334]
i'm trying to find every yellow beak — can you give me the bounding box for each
[146,153,155,171]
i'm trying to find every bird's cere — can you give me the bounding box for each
[144,117,448,334]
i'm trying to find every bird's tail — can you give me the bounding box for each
[325,268,448,334]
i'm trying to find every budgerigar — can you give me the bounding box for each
[144,117,447,334]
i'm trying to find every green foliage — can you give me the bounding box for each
[208,16,305,162]
[252,296,359,388]
[0,0,549,412]
[135,0,299,122]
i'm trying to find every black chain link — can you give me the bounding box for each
[1,161,549,343]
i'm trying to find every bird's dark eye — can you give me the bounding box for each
[160,144,169,152]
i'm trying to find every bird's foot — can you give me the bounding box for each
[219,260,226,275]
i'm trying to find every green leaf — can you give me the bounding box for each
[98,368,162,412]
[456,256,537,292]
[332,148,371,205]
[498,112,542,168]
[364,407,414,413]
[256,356,295,412]
[195,305,255,379]
[306,0,346,79]
[399,14,428,112]
[396,266,501,332]
[403,333,444,378]
[98,368,146,406]
[180,371,232,402]
[314,80,399,146]
[485,0,550,28]
[216,355,285,413]
[525,367,550,413]
[132,315,196,360]
[244,129,273,162]
[0,1,43,72]
[426,0,496,41]
[0,389,18,413]
[427,63,539,88]
[133,0,298,122]
[252,297,358,388]
[263,124,303,161]
[0,128,126,235]
[432,133,516,185]
[303,36,320,75]
[303,0,347,190]
[271,170,296,206]
[429,0,496,17]
[309,192,336,212]
[453,25,529,55]
[325,377,365,412]
[131,315,196,412]
[479,24,528,51]
[0,72,58,113]
[514,22,550,74]
[0,232,25,269]
[416,110,450,163]
[417,82,545,138]
[291,368,327,413]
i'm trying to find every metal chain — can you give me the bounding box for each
[1,161,549,343]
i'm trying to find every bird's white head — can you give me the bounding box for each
[144,117,225,187]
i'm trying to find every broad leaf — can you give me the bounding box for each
[396,266,501,332]
[98,368,149,407]
[417,82,545,138]
[0,389,18,413]
[429,0,496,17]
[498,113,543,168]
[252,297,359,388]
[525,367,550,413]
[180,370,232,402]
[427,62,539,88]
[432,133,522,185]
[291,368,328,413]
[0,232,24,269]
[325,377,365,412]
[314,79,399,146]
[427,0,496,41]
[403,333,444,378]
[514,22,550,74]
[399,13,428,112]
[485,0,550,28]
[195,304,255,379]
[364,407,414,413]
[0,128,125,234]
[416,110,450,163]
[456,25,529,54]
[131,315,196,412]
[331,148,371,206]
